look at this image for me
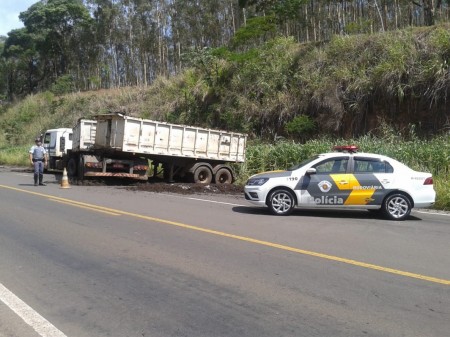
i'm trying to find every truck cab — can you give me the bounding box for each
[43,128,73,170]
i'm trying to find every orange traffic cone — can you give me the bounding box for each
[60,168,71,189]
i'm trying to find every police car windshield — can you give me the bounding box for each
[287,156,320,171]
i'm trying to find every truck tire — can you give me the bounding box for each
[78,155,85,180]
[67,157,77,177]
[214,168,233,184]
[193,166,212,184]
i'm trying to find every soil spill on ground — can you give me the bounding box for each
[6,166,244,196]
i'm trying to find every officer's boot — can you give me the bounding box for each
[39,174,45,186]
[34,174,38,186]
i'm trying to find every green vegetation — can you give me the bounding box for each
[0,17,448,210]
[0,145,29,166]
[153,25,450,140]
[2,1,448,100]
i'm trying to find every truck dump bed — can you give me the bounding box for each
[94,114,246,163]
[72,119,97,151]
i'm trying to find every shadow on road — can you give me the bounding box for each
[232,206,423,221]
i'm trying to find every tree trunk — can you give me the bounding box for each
[423,0,435,26]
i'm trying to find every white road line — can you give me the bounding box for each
[416,210,450,217]
[157,192,245,207]
[0,283,67,337]
[186,197,245,207]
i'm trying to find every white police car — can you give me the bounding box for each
[244,146,436,220]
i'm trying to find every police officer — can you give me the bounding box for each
[29,137,48,186]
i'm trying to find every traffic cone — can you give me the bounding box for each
[60,168,71,189]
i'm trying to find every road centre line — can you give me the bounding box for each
[0,282,67,337]
[1,184,449,286]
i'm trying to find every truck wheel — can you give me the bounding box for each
[67,158,77,177]
[77,156,85,180]
[214,168,233,184]
[193,166,212,184]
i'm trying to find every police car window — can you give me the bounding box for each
[385,162,394,173]
[288,156,319,171]
[354,158,393,173]
[314,158,348,174]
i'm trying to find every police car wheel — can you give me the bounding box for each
[268,189,295,216]
[382,193,412,221]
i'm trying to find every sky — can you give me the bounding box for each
[0,0,39,37]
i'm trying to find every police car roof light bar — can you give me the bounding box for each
[333,145,359,153]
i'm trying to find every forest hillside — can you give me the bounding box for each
[1,24,449,144]
[1,1,449,141]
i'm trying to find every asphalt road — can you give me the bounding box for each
[0,169,449,337]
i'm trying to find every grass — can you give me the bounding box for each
[0,145,29,166]
[434,177,450,211]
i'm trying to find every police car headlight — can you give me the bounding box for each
[246,177,269,186]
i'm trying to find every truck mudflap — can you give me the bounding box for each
[83,172,148,180]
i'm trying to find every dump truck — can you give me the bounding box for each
[43,114,247,184]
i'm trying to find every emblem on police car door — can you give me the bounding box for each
[318,180,332,193]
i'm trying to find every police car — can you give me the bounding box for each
[244,146,436,220]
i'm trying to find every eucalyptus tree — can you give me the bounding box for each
[170,0,241,70]
[0,37,5,99]
[19,0,94,90]
[86,0,167,86]
[1,28,41,97]
[86,0,120,88]
[238,0,450,42]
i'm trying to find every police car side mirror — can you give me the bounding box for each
[306,168,316,175]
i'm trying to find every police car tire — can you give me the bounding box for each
[268,189,295,216]
[382,193,412,221]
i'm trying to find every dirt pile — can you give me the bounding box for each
[7,167,244,195]
[128,181,244,195]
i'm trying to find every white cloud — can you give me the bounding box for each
[0,0,39,37]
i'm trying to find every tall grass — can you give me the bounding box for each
[238,136,449,178]
[0,145,29,166]
[433,178,450,211]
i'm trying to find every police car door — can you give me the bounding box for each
[299,156,350,206]
[351,157,394,206]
